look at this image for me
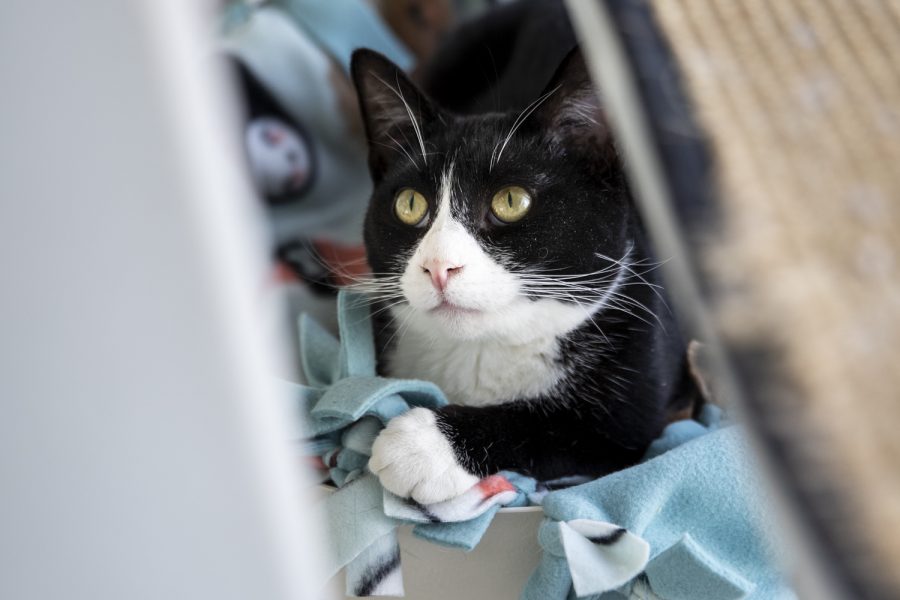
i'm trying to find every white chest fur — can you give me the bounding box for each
[385,326,566,406]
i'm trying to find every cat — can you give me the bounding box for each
[348,40,693,505]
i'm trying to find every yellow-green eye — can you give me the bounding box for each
[394,188,429,226]
[491,186,532,223]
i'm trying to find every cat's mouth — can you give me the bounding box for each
[429,300,481,316]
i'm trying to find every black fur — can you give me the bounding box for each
[418,0,576,115]
[350,9,692,482]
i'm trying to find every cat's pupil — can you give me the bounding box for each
[507,192,514,208]
[408,192,415,211]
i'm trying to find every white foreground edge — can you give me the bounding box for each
[0,1,328,599]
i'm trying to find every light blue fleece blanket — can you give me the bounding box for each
[290,291,792,599]
[526,406,794,599]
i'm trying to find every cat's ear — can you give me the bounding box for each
[351,49,439,180]
[535,48,612,154]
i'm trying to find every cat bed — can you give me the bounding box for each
[284,291,791,598]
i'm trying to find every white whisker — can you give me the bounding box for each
[490,85,561,171]
[370,72,428,168]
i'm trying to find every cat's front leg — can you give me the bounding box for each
[368,407,480,504]
[369,401,643,504]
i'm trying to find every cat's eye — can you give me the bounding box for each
[394,188,429,226]
[490,186,532,223]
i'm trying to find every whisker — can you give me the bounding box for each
[593,250,670,309]
[370,72,428,168]
[490,85,560,171]
[381,132,419,169]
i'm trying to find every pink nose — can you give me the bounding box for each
[422,260,463,292]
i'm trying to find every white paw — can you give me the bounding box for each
[369,408,479,505]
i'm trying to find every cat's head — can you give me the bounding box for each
[350,48,636,343]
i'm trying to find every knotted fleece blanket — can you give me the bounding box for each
[285,291,792,599]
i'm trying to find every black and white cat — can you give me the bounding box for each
[349,45,693,505]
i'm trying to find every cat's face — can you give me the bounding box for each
[351,49,634,343]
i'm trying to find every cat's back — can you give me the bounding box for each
[418,0,576,115]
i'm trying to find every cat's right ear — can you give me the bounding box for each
[535,48,613,158]
[351,49,438,180]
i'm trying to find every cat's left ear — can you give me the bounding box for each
[351,49,440,180]
[535,48,612,153]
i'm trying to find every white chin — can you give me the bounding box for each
[433,312,491,339]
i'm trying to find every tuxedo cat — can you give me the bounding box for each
[349,46,692,505]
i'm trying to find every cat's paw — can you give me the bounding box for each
[369,408,479,505]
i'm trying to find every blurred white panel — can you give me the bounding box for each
[0,1,326,599]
